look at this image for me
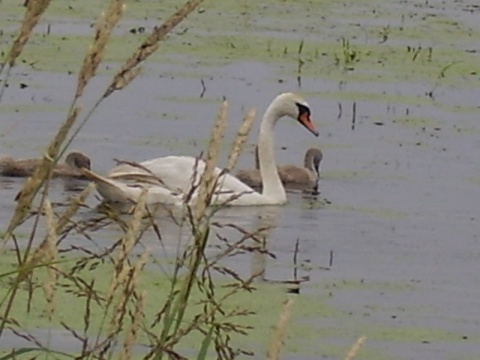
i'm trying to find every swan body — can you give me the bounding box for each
[86,92,319,206]
[110,156,276,205]
[0,151,91,178]
[236,147,323,192]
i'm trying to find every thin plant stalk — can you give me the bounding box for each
[155,101,229,359]
[266,299,294,360]
[344,336,367,360]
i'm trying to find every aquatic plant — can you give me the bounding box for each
[335,37,359,72]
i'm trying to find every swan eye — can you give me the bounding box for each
[295,102,310,117]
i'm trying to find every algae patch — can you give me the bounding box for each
[0,103,66,114]
[0,251,338,357]
[392,116,440,128]
[3,0,479,88]
[312,89,432,107]
[331,204,407,219]
[322,169,375,180]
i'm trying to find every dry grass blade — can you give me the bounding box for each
[106,66,142,94]
[111,250,148,334]
[111,158,167,186]
[55,183,95,234]
[41,200,59,321]
[4,0,52,68]
[103,0,205,98]
[107,189,148,303]
[76,0,125,99]
[266,298,294,360]
[120,291,145,360]
[17,218,57,285]
[193,100,228,220]
[4,107,81,240]
[225,108,256,171]
[344,336,367,360]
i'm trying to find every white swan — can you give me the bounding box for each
[83,92,319,206]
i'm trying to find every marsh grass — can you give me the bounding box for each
[0,1,366,359]
[0,0,270,359]
[335,37,359,72]
[296,40,305,87]
[0,0,305,359]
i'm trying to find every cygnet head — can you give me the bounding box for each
[65,151,91,170]
[307,147,323,173]
[270,92,319,137]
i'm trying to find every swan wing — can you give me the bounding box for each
[109,156,208,192]
[110,156,257,194]
[277,165,308,184]
[106,156,266,205]
[82,168,183,205]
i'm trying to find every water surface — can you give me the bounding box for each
[1,0,479,358]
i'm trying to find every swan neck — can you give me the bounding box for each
[258,106,286,201]
[304,151,315,171]
[254,146,260,170]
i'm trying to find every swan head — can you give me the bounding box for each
[271,92,319,137]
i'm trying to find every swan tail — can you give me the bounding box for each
[81,168,110,184]
[81,168,136,203]
[109,172,165,186]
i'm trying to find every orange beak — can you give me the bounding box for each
[298,112,319,137]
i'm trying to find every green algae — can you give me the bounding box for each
[322,169,374,180]
[322,279,417,292]
[0,250,341,357]
[313,90,432,107]
[308,279,480,349]
[308,324,480,345]
[2,249,433,358]
[0,245,477,358]
[290,338,384,360]
[437,103,480,115]
[331,204,407,219]
[391,116,440,128]
[468,176,480,186]
[13,33,139,74]
[0,103,66,114]
[2,0,479,89]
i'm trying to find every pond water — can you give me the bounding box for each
[1,0,480,359]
